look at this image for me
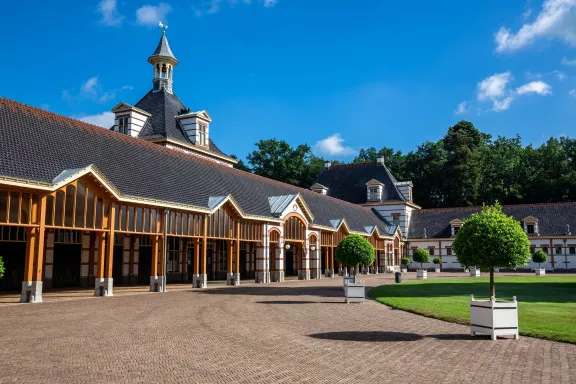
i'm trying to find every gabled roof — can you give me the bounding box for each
[148,32,177,63]
[315,162,407,204]
[408,204,576,239]
[133,89,233,162]
[0,98,394,236]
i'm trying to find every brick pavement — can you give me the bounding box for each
[0,273,574,383]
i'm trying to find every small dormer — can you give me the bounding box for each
[522,216,539,236]
[310,183,329,195]
[366,179,384,202]
[450,219,463,236]
[395,181,413,202]
[175,110,212,147]
[111,102,151,137]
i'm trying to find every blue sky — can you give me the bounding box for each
[1,0,576,161]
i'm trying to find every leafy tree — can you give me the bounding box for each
[404,140,447,207]
[401,257,410,267]
[230,154,251,172]
[412,248,430,269]
[335,234,375,274]
[453,202,531,298]
[0,256,4,279]
[532,250,547,270]
[432,257,442,266]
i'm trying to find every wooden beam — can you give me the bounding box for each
[201,216,207,275]
[33,195,47,282]
[235,222,240,274]
[96,232,106,279]
[194,238,200,275]
[105,204,116,279]
[23,227,36,282]
[151,235,159,277]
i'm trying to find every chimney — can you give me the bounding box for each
[324,161,331,170]
[376,156,385,166]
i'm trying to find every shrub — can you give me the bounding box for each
[453,202,530,298]
[412,248,430,269]
[0,256,4,279]
[432,257,442,265]
[532,250,547,269]
[400,257,410,267]
[335,234,375,270]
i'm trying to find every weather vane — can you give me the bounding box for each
[158,21,168,32]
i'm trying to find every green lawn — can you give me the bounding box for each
[369,276,576,343]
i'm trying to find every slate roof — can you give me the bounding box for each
[134,89,231,160]
[149,32,177,61]
[315,162,407,204]
[408,203,576,239]
[0,98,394,236]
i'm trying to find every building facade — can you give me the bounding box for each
[314,158,576,272]
[0,31,404,302]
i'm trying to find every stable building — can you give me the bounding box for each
[0,31,404,303]
[314,158,576,271]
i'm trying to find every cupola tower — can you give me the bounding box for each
[148,24,178,94]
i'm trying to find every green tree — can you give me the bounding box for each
[532,250,547,270]
[401,257,410,268]
[230,154,251,172]
[247,139,313,187]
[404,140,447,207]
[432,257,442,266]
[442,121,486,206]
[452,202,531,298]
[0,256,4,279]
[412,248,430,269]
[335,234,375,274]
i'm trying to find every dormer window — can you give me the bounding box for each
[365,179,384,202]
[392,213,400,225]
[522,216,539,236]
[199,124,207,146]
[450,219,463,237]
[310,183,329,195]
[118,116,129,135]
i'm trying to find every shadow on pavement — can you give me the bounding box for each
[309,331,424,342]
[255,300,344,305]
[426,333,478,341]
[195,285,362,298]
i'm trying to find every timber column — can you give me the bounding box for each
[192,217,208,288]
[327,247,335,277]
[298,241,310,280]
[21,195,46,303]
[227,224,241,285]
[150,235,160,291]
[95,204,115,296]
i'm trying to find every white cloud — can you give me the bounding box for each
[194,0,276,16]
[516,80,553,95]
[492,97,515,112]
[97,0,124,26]
[136,3,172,26]
[313,134,356,157]
[454,101,470,115]
[561,56,576,65]
[553,70,566,80]
[477,72,513,101]
[569,88,576,96]
[63,76,132,103]
[78,112,115,128]
[495,0,576,53]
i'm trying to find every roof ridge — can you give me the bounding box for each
[416,201,576,213]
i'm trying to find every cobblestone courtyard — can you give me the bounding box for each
[0,274,575,383]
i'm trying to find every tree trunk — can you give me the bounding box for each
[489,268,495,298]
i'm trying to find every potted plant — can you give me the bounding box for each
[453,202,530,340]
[469,266,481,277]
[532,250,547,276]
[432,257,442,273]
[335,234,375,303]
[400,257,410,273]
[412,248,430,280]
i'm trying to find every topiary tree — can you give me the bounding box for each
[432,257,442,266]
[532,250,547,270]
[453,202,530,298]
[401,257,410,269]
[412,248,430,270]
[0,256,4,279]
[335,234,375,275]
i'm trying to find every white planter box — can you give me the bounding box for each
[535,268,546,276]
[470,295,519,340]
[470,269,481,277]
[343,275,356,290]
[401,268,408,273]
[344,283,365,303]
[434,268,441,273]
[416,270,427,280]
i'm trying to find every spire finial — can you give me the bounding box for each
[158,21,168,34]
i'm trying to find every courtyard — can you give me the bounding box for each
[1,273,575,383]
